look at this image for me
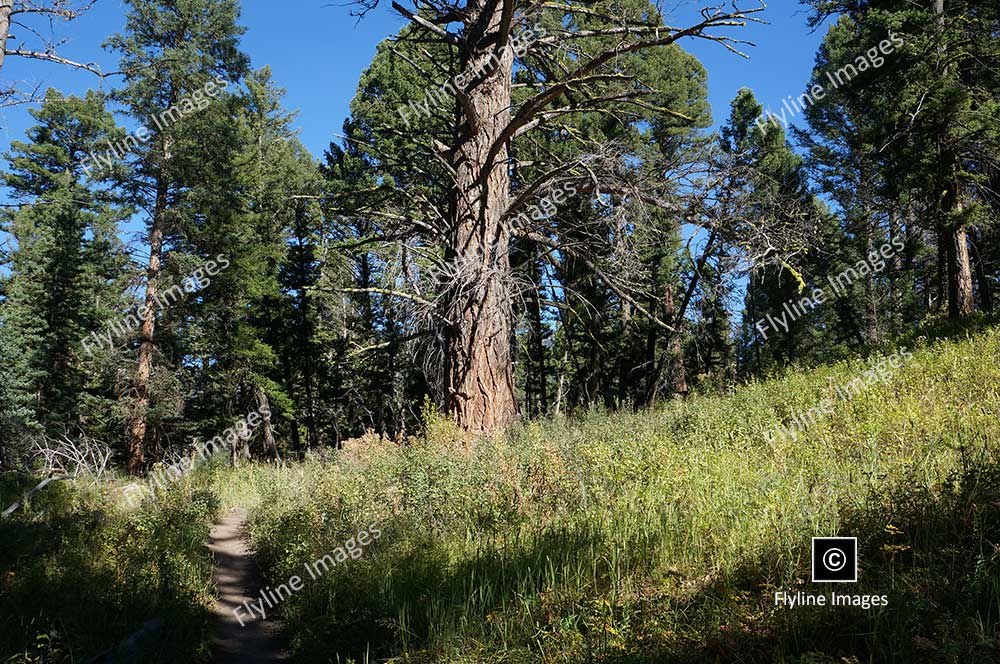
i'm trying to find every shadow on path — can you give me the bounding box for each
[208,507,289,664]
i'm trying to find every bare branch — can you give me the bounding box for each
[391,1,461,44]
[4,47,103,74]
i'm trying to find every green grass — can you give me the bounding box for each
[3,323,998,663]
[0,472,220,663]
[215,325,1000,663]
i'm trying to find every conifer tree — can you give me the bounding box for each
[339,0,764,432]
[719,88,834,371]
[105,0,249,473]
[194,67,309,457]
[0,90,131,459]
[802,0,1000,319]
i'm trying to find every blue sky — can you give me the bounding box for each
[0,0,828,159]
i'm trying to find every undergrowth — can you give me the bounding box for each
[217,325,1000,663]
[0,475,219,663]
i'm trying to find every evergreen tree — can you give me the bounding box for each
[0,90,131,443]
[105,0,249,472]
[209,67,315,456]
[719,88,835,372]
[802,0,1000,319]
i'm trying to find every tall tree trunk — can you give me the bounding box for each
[554,350,567,417]
[442,9,518,433]
[292,203,319,448]
[125,136,171,475]
[0,0,13,71]
[943,172,975,318]
[947,223,974,318]
[934,0,974,319]
[644,284,686,405]
[904,203,917,268]
[748,273,762,374]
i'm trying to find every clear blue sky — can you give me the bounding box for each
[0,1,828,160]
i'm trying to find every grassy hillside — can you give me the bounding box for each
[213,324,1000,663]
[3,324,998,663]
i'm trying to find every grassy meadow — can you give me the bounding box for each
[3,322,1000,663]
[208,323,1000,663]
[0,478,219,663]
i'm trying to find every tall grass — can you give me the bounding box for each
[219,326,1000,662]
[0,473,220,663]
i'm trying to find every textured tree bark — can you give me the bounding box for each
[943,173,975,319]
[255,385,277,460]
[441,6,519,434]
[125,136,171,475]
[947,223,975,318]
[0,0,13,72]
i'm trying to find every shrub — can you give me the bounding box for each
[0,475,218,663]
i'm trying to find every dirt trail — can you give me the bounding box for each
[208,507,288,663]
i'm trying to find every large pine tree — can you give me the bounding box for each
[105,0,249,473]
[0,90,131,445]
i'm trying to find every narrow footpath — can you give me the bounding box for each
[207,507,288,663]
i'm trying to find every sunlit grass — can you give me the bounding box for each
[217,324,1000,663]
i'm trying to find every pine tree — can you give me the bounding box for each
[802,0,1000,319]
[105,0,249,473]
[195,66,310,458]
[337,0,762,432]
[720,88,834,371]
[0,90,131,444]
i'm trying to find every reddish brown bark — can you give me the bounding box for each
[125,136,171,475]
[442,6,518,433]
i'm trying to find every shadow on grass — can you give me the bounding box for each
[624,438,1000,664]
[279,519,625,662]
[0,474,216,663]
[273,438,1000,663]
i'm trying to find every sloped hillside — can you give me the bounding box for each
[215,325,1000,663]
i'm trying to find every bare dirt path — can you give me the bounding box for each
[208,507,289,663]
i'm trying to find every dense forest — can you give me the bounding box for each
[1,0,999,662]
[0,0,997,466]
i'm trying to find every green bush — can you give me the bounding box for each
[0,477,218,663]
